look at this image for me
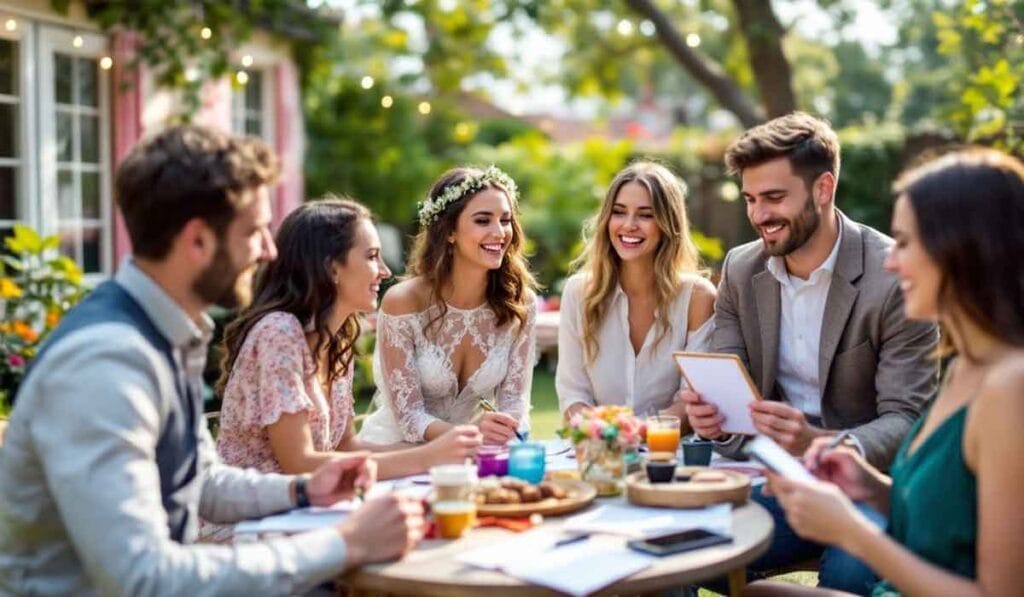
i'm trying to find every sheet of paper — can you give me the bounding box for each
[234,508,351,534]
[561,503,732,538]
[674,352,759,435]
[457,530,654,597]
[504,536,653,596]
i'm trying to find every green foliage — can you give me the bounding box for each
[0,225,88,408]
[835,124,907,232]
[56,0,332,121]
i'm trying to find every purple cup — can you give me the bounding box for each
[476,445,510,477]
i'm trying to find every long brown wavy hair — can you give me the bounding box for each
[407,166,537,336]
[573,160,704,364]
[217,197,372,395]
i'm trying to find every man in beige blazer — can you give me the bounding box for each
[683,112,938,592]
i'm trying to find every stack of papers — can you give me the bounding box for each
[235,502,357,535]
[562,503,732,538]
[457,529,654,596]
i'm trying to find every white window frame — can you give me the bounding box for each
[38,26,112,279]
[231,65,275,147]
[0,12,38,239]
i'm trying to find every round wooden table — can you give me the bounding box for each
[344,499,773,596]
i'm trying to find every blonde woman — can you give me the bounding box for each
[557,161,715,422]
[358,166,538,446]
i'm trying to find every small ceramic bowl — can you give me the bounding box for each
[645,460,678,484]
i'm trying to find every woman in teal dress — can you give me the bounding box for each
[748,148,1024,596]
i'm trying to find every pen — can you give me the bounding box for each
[553,534,590,548]
[816,430,853,469]
[478,397,526,442]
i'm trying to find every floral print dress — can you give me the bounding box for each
[201,311,353,542]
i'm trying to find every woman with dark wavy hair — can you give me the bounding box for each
[204,199,481,540]
[749,148,1024,596]
[358,166,538,445]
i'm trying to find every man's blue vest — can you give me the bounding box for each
[24,280,201,542]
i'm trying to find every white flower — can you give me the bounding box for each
[417,166,519,226]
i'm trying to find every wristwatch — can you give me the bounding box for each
[294,474,312,508]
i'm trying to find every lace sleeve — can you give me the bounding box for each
[375,312,441,442]
[495,300,537,425]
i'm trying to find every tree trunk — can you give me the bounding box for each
[731,0,797,118]
[624,0,765,128]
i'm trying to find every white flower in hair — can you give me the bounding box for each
[417,166,519,227]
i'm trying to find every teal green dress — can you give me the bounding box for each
[872,404,977,596]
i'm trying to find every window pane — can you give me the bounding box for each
[58,169,76,218]
[57,111,73,161]
[246,71,263,110]
[245,115,261,137]
[0,102,16,158]
[0,167,15,219]
[55,54,73,104]
[82,226,101,273]
[0,226,14,258]
[80,114,99,163]
[58,226,79,264]
[77,57,98,107]
[81,171,100,218]
[0,39,17,96]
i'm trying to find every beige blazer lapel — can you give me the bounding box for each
[818,213,864,397]
[753,269,781,399]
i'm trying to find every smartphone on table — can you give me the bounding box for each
[626,528,732,556]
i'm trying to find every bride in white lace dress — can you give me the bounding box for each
[556,161,716,426]
[359,166,538,445]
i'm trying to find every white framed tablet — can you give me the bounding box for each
[673,351,761,436]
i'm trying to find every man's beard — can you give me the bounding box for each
[193,244,255,309]
[760,195,820,257]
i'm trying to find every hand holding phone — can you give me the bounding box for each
[743,435,816,482]
[626,528,732,557]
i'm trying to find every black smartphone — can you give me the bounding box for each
[626,528,732,557]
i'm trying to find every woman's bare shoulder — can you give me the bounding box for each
[380,278,432,316]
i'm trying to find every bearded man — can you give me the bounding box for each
[682,112,938,593]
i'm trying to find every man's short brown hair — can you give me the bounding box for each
[115,125,280,259]
[724,111,841,186]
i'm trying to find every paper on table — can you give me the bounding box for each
[562,503,732,538]
[457,529,654,597]
[674,352,760,435]
[234,507,352,534]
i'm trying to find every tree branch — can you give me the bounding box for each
[731,0,797,118]
[623,0,765,127]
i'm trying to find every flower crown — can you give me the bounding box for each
[417,165,519,227]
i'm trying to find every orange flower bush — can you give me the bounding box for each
[1,225,86,411]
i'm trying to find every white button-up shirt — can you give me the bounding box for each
[766,227,842,419]
[556,273,714,417]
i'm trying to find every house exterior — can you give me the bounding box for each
[0,0,308,281]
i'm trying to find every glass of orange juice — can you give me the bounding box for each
[646,414,681,454]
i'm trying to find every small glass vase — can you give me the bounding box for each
[576,439,626,496]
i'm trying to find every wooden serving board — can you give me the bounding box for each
[475,479,597,518]
[625,466,750,508]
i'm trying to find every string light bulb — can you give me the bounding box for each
[72,35,84,48]
[417,101,431,115]
[235,70,249,85]
[686,33,701,48]
[99,56,113,70]
[4,19,16,32]
[360,76,374,90]
[381,95,394,108]
[200,27,212,40]
[240,54,253,68]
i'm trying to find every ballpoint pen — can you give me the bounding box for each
[478,397,526,442]
[815,430,853,469]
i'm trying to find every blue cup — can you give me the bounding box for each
[508,442,545,484]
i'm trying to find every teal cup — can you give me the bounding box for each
[682,438,713,466]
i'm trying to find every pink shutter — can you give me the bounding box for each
[110,31,145,264]
[272,60,304,229]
